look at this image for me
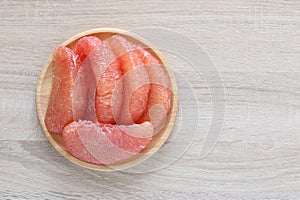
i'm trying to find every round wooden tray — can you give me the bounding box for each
[36,28,178,171]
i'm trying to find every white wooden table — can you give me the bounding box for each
[1,0,299,199]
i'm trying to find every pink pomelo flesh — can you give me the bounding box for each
[62,120,153,165]
[137,49,173,133]
[108,35,150,125]
[45,46,79,133]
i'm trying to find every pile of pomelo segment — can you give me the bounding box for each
[44,34,172,166]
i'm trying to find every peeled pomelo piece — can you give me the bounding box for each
[72,36,102,121]
[95,62,123,124]
[108,35,150,125]
[44,46,79,134]
[62,120,153,165]
[73,36,123,124]
[89,42,123,124]
[137,49,173,133]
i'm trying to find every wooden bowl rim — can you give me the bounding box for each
[36,28,178,171]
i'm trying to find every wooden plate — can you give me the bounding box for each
[36,28,178,171]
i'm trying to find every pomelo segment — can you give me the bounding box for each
[73,36,123,124]
[62,120,153,165]
[108,35,150,125]
[44,46,79,133]
[72,37,100,122]
[89,42,122,124]
[138,49,173,133]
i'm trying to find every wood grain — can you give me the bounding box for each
[0,0,299,199]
